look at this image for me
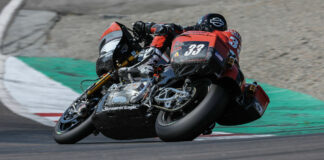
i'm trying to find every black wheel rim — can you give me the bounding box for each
[56,97,94,134]
[160,87,199,125]
[159,79,211,126]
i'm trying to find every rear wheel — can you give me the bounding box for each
[53,94,97,144]
[155,79,228,142]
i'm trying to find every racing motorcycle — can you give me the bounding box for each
[53,22,270,144]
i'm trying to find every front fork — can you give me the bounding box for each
[86,54,138,97]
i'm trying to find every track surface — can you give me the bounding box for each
[1,102,324,160]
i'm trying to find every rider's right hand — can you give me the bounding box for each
[132,21,146,42]
[133,21,145,34]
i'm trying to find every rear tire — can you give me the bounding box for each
[155,82,228,142]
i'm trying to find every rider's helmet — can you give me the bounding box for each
[197,13,227,31]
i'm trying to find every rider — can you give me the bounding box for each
[125,13,262,132]
[131,13,242,76]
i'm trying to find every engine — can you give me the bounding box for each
[104,81,148,108]
[92,80,157,139]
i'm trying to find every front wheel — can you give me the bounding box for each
[155,80,228,142]
[53,94,97,144]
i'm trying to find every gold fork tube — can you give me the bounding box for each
[86,55,136,96]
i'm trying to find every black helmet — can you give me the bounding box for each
[197,13,227,31]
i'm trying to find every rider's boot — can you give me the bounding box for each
[138,47,163,77]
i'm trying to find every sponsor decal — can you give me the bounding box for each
[229,36,239,49]
[173,41,183,51]
[175,52,179,57]
[215,51,224,62]
[105,106,138,111]
[210,17,224,27]
[230,30,242,42]
[255,102,264,115]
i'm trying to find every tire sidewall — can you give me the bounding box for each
[53,112,95,144]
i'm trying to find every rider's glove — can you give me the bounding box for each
[132,21,146,42]
[133,21,155,42]
[133,21,146,34]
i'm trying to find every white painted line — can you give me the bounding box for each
[0,0,25,51]
[195,132,275,141]
[2,57,80,126]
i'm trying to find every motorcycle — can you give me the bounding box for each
[53,22,270,143]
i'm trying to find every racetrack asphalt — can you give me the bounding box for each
[1,101,324,160]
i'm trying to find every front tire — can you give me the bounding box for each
[53,95,96,144]
[155,82,228,142]
[54,113,95,144]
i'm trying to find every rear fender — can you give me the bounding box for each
[217,83,270,126]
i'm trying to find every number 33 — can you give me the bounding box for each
[184,44,205,56]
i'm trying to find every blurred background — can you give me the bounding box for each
[2,0,324,100]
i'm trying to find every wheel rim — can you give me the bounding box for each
[56,98,94,134]
[158,79,211,126]
[159,86,200,125]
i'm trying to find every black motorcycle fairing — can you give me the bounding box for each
[92,80,157,140]
[96,22,141,76]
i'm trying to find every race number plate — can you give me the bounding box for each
[171,41,209,63]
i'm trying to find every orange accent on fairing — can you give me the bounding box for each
[151,35,168,48]
[150,27,157,34]
[100,22,122,40]
[171,31,230,58]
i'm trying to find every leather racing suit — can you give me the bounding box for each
[132,22,242,76]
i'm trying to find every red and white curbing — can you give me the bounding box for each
[34,113,63,123]
[1,57,79,126]
[0,0,70,126]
